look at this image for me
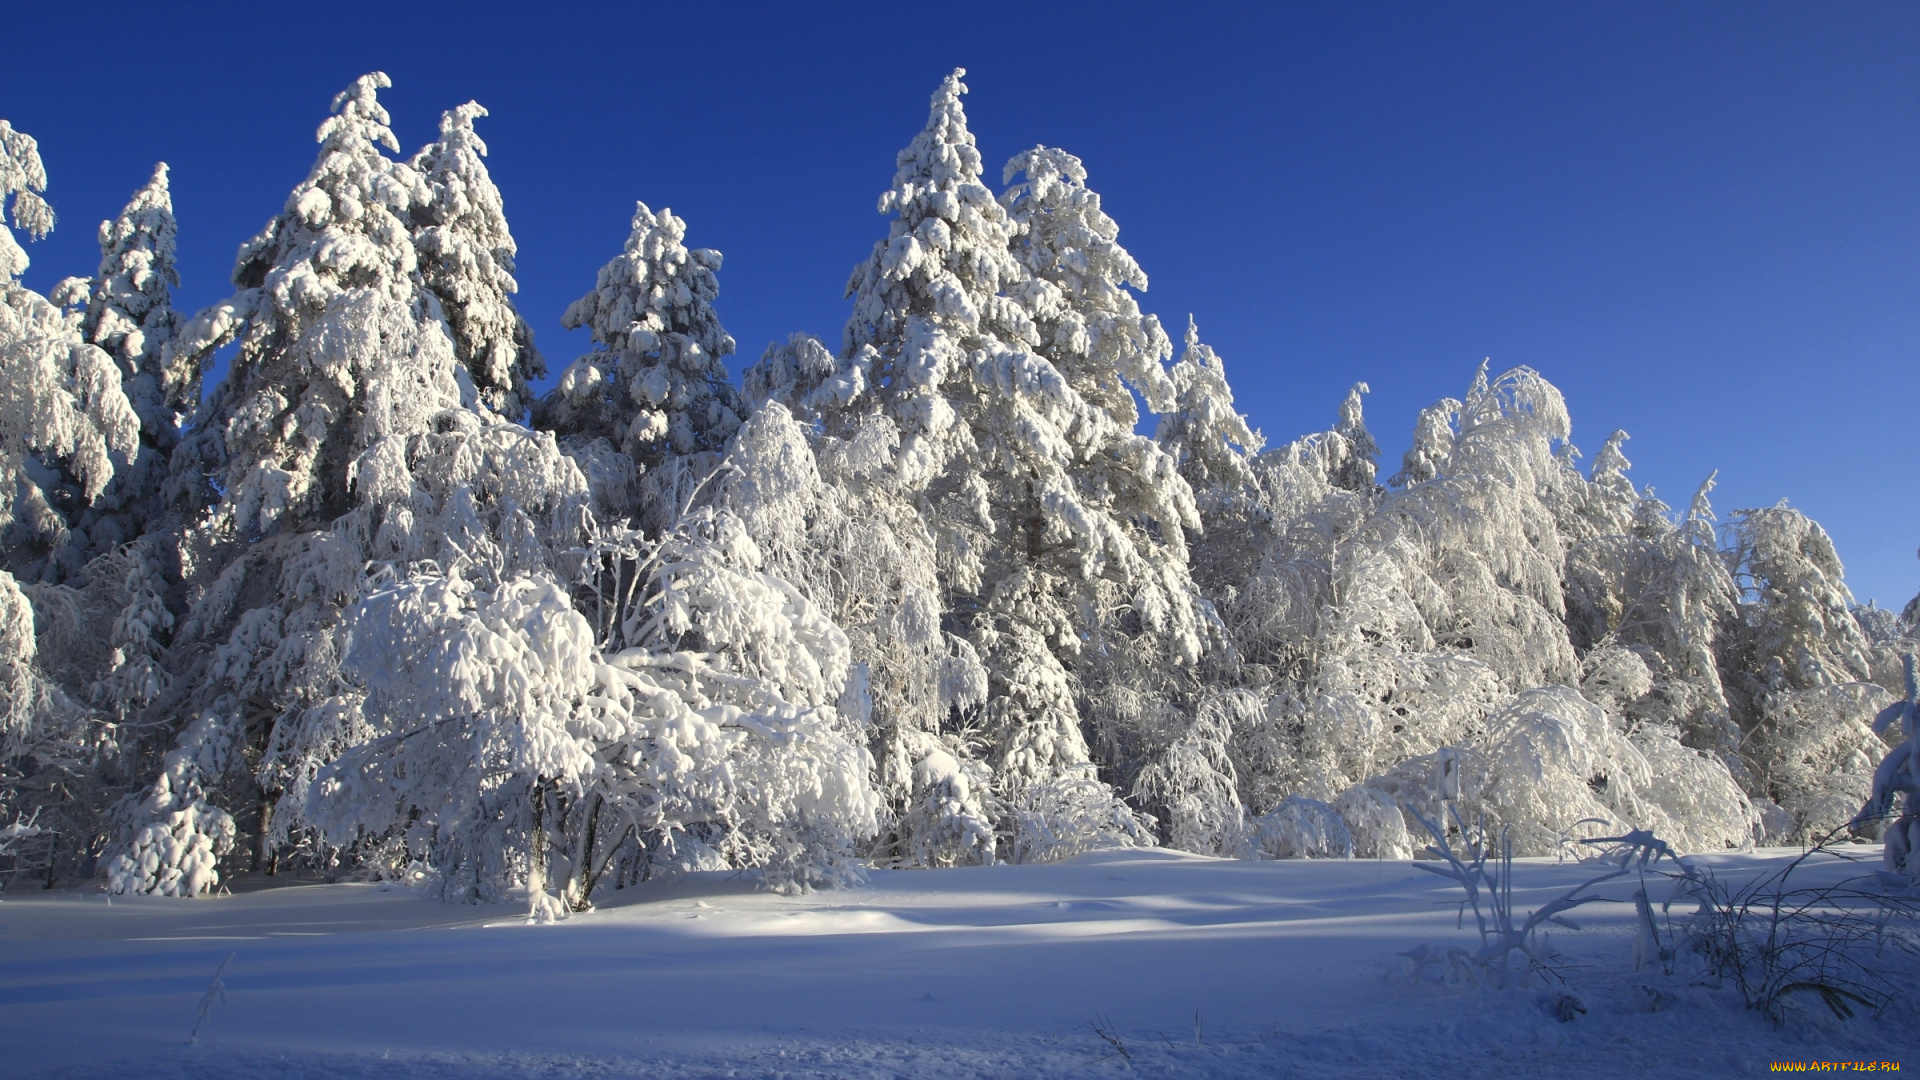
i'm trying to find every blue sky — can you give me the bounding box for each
[7,2,1917,607]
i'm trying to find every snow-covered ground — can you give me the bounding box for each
[2,847,1910,1078]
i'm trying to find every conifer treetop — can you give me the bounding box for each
[1158,317,1262,498]
[0,128,140,579]
[842,70,1032,446]
[0,120,54,281]
[411,101,545,421]
[538,201,742,491]
[171,71,459,535]
[1001,145,1174,420]
[82,163,185,439]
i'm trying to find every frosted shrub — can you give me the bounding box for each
[1133,690,1252,857]
[1252,795,1353,859]
[105,715,236,896]
[1333,784,1413,859]
[1010,774,1153,865]
[307,496,884,908]
[1853,656,1920,875]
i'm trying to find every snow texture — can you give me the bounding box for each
[2,847,1911,1078]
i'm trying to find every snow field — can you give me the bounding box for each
[2,847,1911,1078]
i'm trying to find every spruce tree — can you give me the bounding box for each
[410,103,544,421]
[830,71,1179,858]
[0,121,139,581]
[171,72,462,535]
[112,74,594,894]
[535,202,743,531]
[70,164,187,548]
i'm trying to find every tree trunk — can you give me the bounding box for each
[565,791,602,912]
[254,792,277,875]
[528,780,548,899]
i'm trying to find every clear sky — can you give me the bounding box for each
[7,2,1916,608]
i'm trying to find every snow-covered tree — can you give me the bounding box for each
[1326,382,1379,494]
[1157,318,1262,509]
[827,71,1211,859]
[535,202,743,530]
[715,395,993,867]
[0,121,140,581]
[1132,689,1253,856]
[410,103,543,421]
[0,121,54,282]
[997,144,1206,832]
[1192,362,1762,857]
[170,72,458,534]
[1562,462,1741,769]
[0,166,192,885]
[1349,685,1753,857]
[1381,363,1582,693]
[999,146,1176,427]
[1854,655,1920,873]
[1154,319,1268,647]
[1720,502,1889,840]
[106,74,591,895]
[63,164,190,551]
[0,561,104,886]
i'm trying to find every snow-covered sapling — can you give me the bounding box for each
[1400,803,1635,989]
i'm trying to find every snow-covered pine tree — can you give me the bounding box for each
[169,73,460,534]
[998,146,1177,425]
[1157,318,1262,510]
[1389,397,1459,488]
[0,550,101,886]
[108,72,453,893]
[0,121,53,282]
[0,121,140,581]
[1154,319,1267,623]
[3,167,196,886]
[997,144,1208,841]
[410,102,544,421]
[534,202,743,531]
[65,164,188,552]
[1327,382,1379,494]
[831,70,1188,860]
[0,164,193,885]
[108,74,598,896]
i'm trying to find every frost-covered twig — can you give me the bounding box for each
[0,810,43,857]
[187,952,233,1044]
[1658,826,1920,1023]
[1087,1013,1130,1062]
[1402,804,1629,988]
